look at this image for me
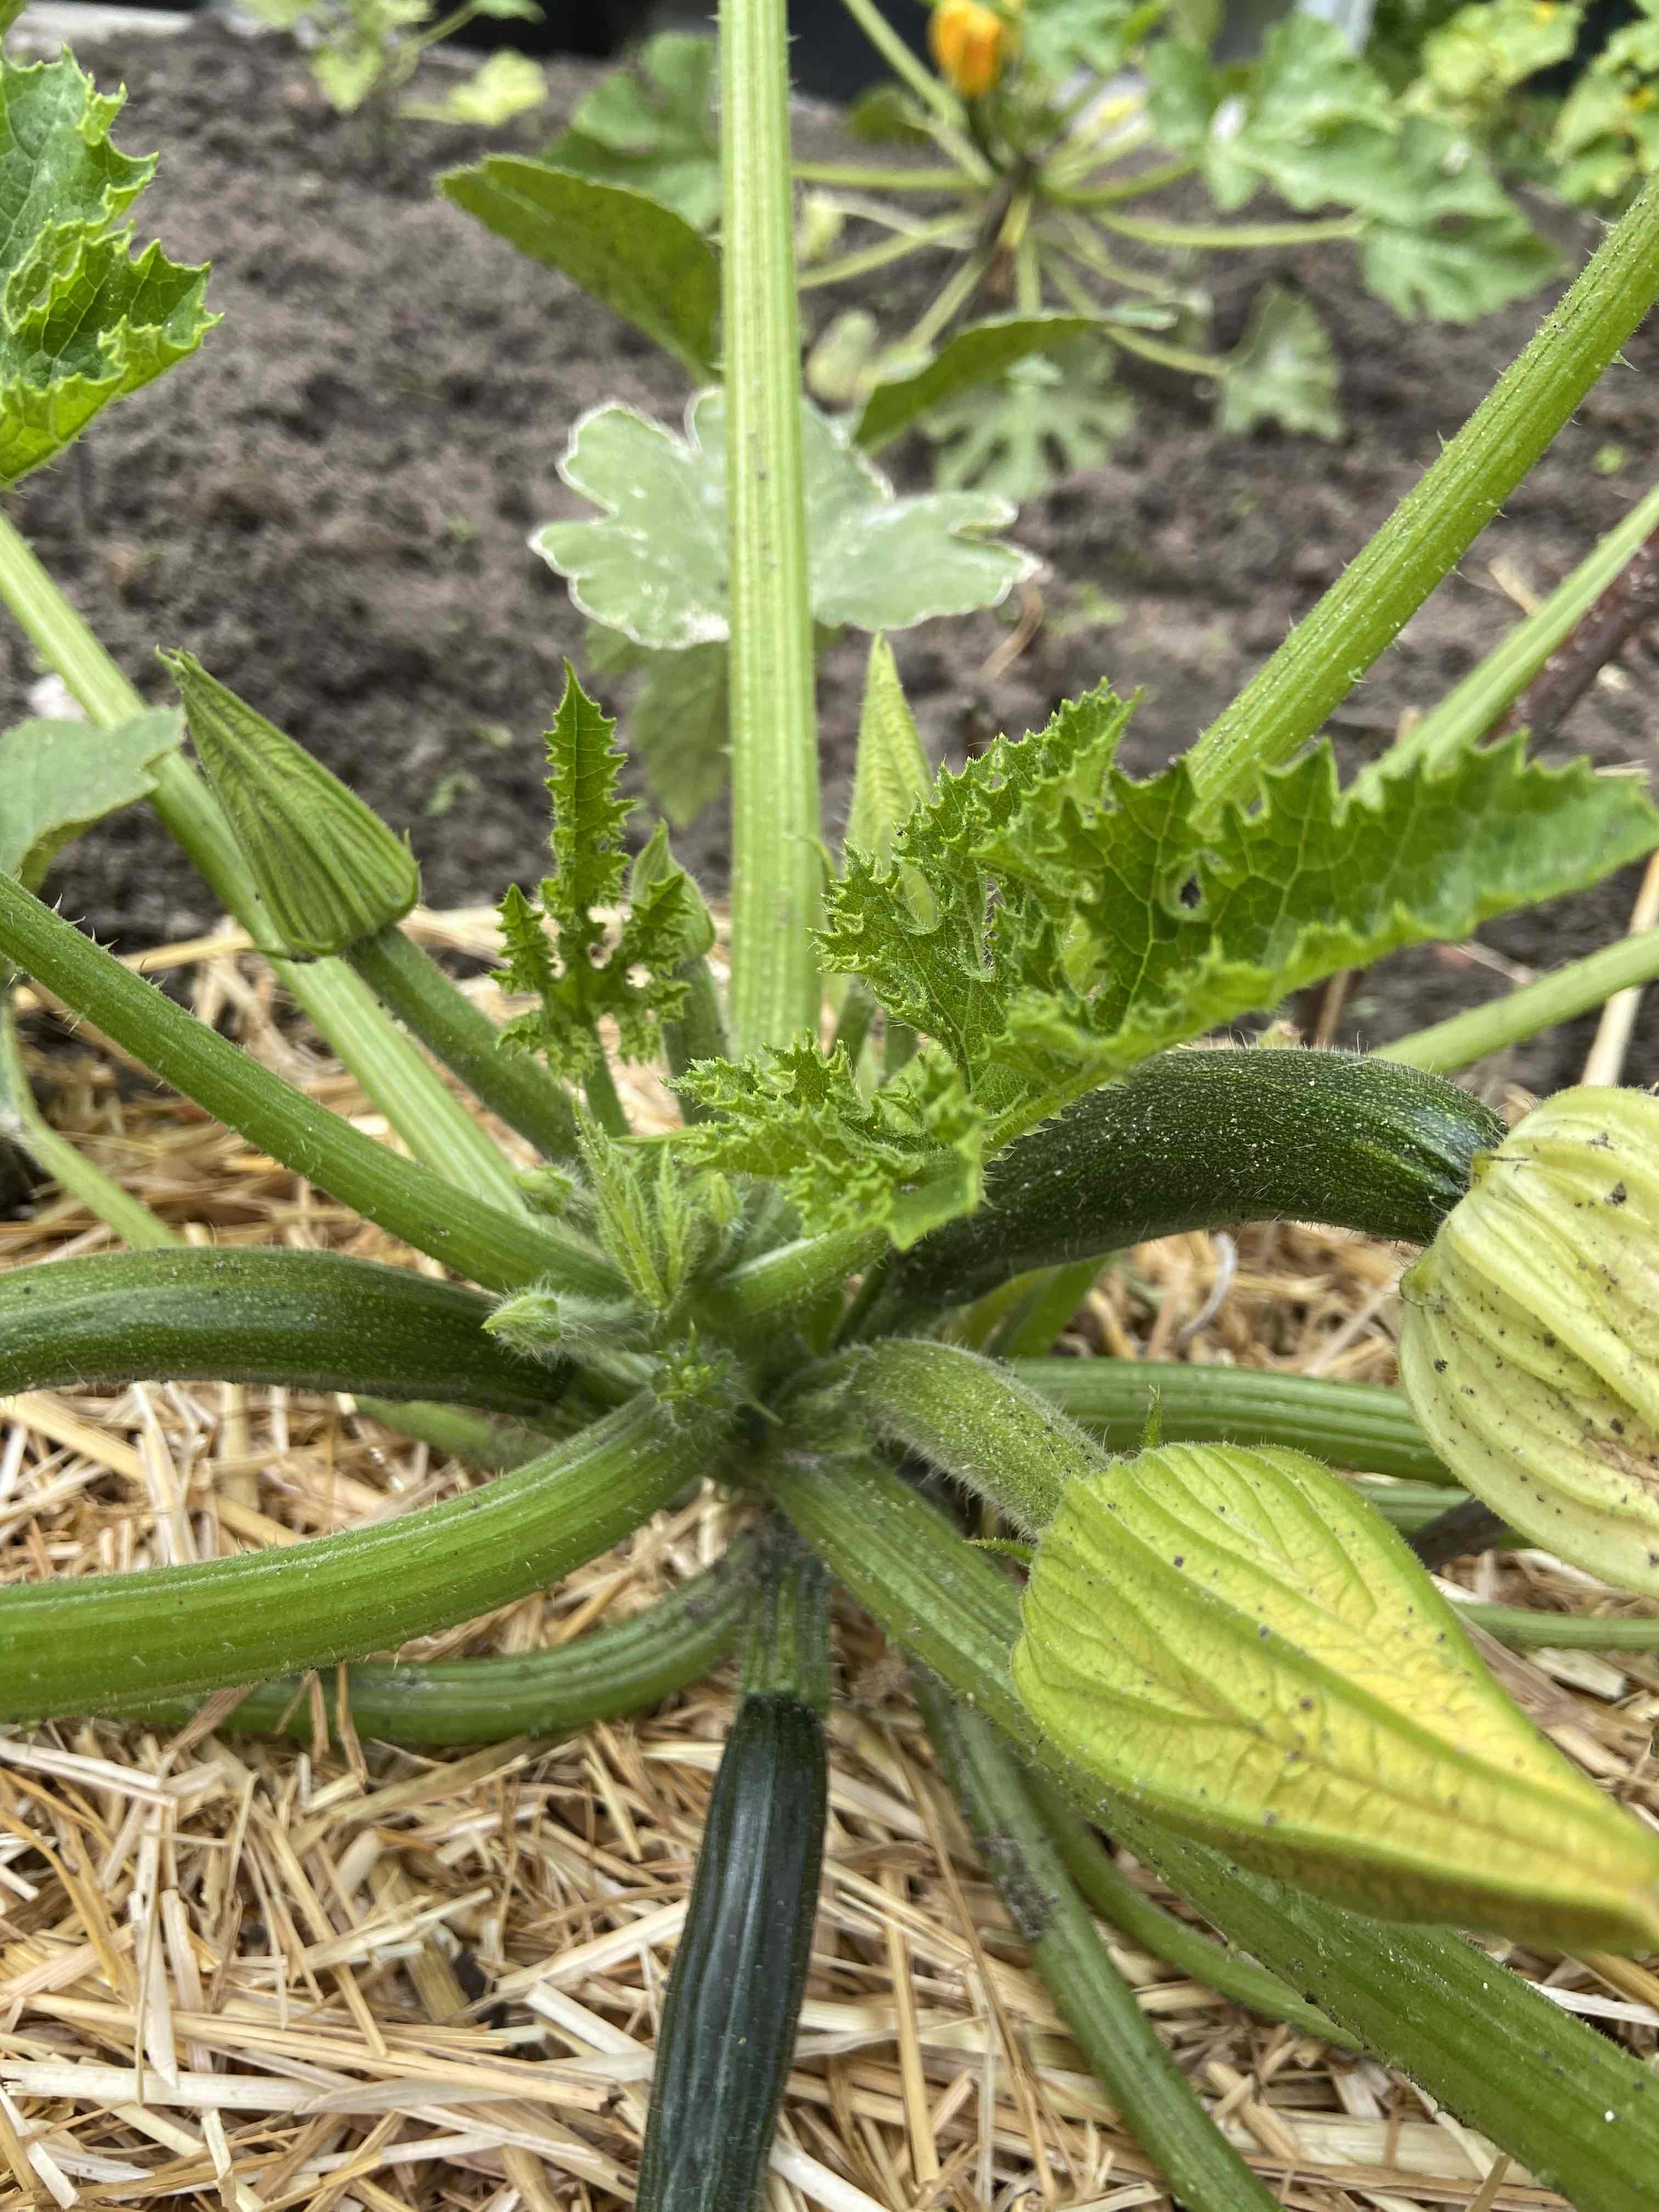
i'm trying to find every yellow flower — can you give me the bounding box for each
[929,0,1020,100]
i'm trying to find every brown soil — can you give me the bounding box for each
[11,19,1659,1091]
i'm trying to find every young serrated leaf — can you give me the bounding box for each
[678,1041,989,1247]
[585,632,731,828]
[535,390,1035,651]
[1013,1441,1659,1950]
[923,347,1133,503]
[846,638,934,872]
[822,686,1133,1076]
[544,31,719,232]
[496,668,704,1074]
[994,732,1659,1090]
[0,53,215,485]
[1216,285,1342,441]
[438,159,719,377]
[0,709,181,890]
[1019,0,1161,84]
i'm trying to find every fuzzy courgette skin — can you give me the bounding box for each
[639,1694,827,2212]
[0,1246,564,1412]
[898,1046,1503,1306]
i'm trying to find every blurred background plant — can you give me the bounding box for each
[238,0,550,133]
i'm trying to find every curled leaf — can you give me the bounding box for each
[1013,1439,1659,1950]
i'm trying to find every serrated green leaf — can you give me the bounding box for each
[1014,1441,1659,1949]
[0,709,181,891]
[536,390,1035,650]
[0,53,215,485]
[544,31,719,232]
[678,1040,989,1247]
[853,314,1103,453]
[821,686,1134,1077]
[923,347,1132,503]
[496,667,705,1075]
[438,158,719,377]
[1020,0,1163,84]
[1216,285,1342,441]
[994,733,1659,1089]
[846,637,933,872]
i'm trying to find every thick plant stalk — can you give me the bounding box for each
[759,1449,1659,2212]
[118,1534,757,1743]
[352,922,580,1159]
[1017,1767,1356,2049]
[0,1248,565,1414]
[721,0,822,1054]
[1371,475,1659,785]
[916,1674,1283,2212]
[1014,1356,1453,1484]
[0,871,622,1298]
[1185,171,1659,820]
[0,1390,724,1719]
[1383,927,1659,1075]
[0,995,178,1253]
[0,510,527,1208]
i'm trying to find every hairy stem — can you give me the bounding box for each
[917,1675,1283,2211]
[0,1391,723,1719]
[117,1533,756,1743]
[0,511,526,1202]
[352,923,579,1159]
[1184,171,1659,820]
[0,873,622,1298]
[723,0,822,1054]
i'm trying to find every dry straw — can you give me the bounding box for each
[2,913,1656,2210]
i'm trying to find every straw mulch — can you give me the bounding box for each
[2,915,1657,2212]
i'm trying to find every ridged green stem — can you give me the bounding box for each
[661,955,730,1122]
[759,1449,1659,2212]
[916,1675,1283,2212]
[983,1260,1104,1359]
[1014,1357,1453,1485]
[115,1534,756,1743]
[1381,927,1659,1075]
[0,994,179,1252]
[0,1247,565,1414]
[849,1336,1099,1534]
[743,1530,833,1709]
[0,510,526,1206]
[723,0,821,1054]
[352,922,579,1159]
[0,871,623,1297]
[0,1390,723,1719]
[1018,1767,1357,2050]
[1365,475,1659,787]
[352,1396,569,1469]
[1184,170,1659,820]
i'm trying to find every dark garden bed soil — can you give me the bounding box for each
[12,19,1659,1092]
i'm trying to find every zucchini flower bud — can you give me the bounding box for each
[929,0,1020,99]
[162,650,419,958]
[1400,1086,1659,1595]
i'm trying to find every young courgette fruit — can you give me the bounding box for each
[0,1246,565,1413]
[898,1045,1503,1306]
[638,1695,826,2212]
[639,1540,830,2212]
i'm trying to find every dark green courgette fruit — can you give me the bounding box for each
[0,1246,564,1412]
[899,1046,1502,1306]
[638,1694,827,2212]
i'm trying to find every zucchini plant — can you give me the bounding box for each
[8,7,1659,2205]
